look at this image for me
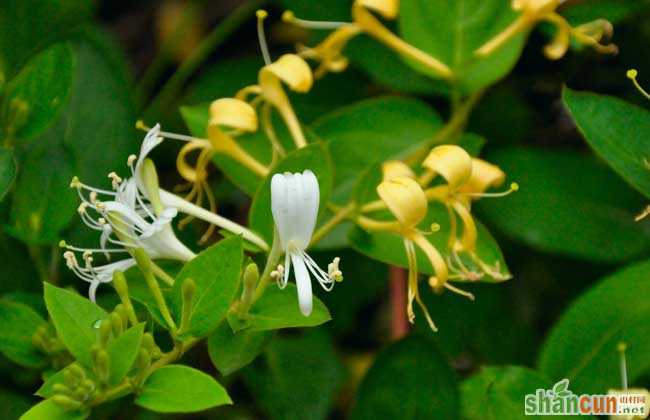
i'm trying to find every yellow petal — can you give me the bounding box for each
[260,53,313,93]
[542,14,571,60]
[259,54,312,148]
[356,0,399,19]
[422,145,472,190]
[209,98,258,132]
[451,201,478,252]
[207,122,269,177]
[460,158,505,194]
[514,0,560,16]
[409,231,449,287]
[382,160,415,181]
[302,25,362,78]
[377,176,427,228]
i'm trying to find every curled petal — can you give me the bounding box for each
[382,160,415,181]
[260,54,313,94]
[209,98,258,132]
[356,0,399,19]
[542,14,571,60]
[460,158,505,195]
[377,176,427,229]
[422,145,472,190]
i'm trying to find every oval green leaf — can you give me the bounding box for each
[207,321,272,376]
[0,299,47,368]
[351,336,459,419]
[135,365,231,413]
[43,283,108,367]
[563,87,650,198]
[538,259,650,395]
[477,147,650,262]
[398,0,526,93]
[230,283,331,332]
[171,236,243,338]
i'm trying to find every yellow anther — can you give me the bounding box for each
[58,240,68,248]
[627,69,638,79]
[626,68,650,100]
[282,10,295,23]
[430,223,440,232]
[256,9,268,19]
[510,182,519,192]
[127,154,137,166]
[70,176,81,188]
[135,120,149,131]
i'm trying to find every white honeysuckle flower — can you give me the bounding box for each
[63,124,196,301]
[271,170,342,316]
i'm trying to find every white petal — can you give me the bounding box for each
[88,280,100,303]
[136,124,163,173]
[271,173,290,250]
[280,251,291,289]
[291,253,313,316]
[299,170,319,246]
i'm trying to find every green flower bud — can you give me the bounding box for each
[141,332,155,352]
[110,312,123,336]
[136,348,151,373]
[94,349,110,383]
[114,304,129,329]
[52,395,82,410]
[98,319,112,347]
[52,383,73,397]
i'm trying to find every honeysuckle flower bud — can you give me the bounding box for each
[271,170,341,316]
[476,0,616,60]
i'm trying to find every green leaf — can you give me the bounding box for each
[19,399,88,420]
[1,43,74,142]
[0,147,16,202]
[35,366,68,398]
[349,164,509,281]
[0,299,47,368]
[43,283,108,367]
[477,147,650,262]
[346,35,445,95]
[538,259,650,395]
[231,283,331,332]
[312,96,441,203]
[135,365,231,413]
[9,35,136,244]
[0,389,32,419]
[106,323,145,385]
[248,142,333,243]
[171,236,243,338]
[563,87,650,198]
[0,0,93,79]
[461,366,571,420]
[242,331,345,420]
[207,321,272,376]
[561,0,649,26]
[398,0,526,93]
[351,336,459,419]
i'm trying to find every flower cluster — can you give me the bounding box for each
[357,145,517,330]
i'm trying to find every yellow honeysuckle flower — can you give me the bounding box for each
[283,0,452,80]
[422,145,516,281]
[476,0,617,60]
[366,176,453,331]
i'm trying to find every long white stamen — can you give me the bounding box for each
[282,10,349,29]
[256,10,272,65]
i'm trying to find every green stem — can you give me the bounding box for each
[310,202,356,246]
[405,90,484,164]
[145,0,266,117]
[151,261,175,286]
[132,249,177,331]
[253,229,282,302]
